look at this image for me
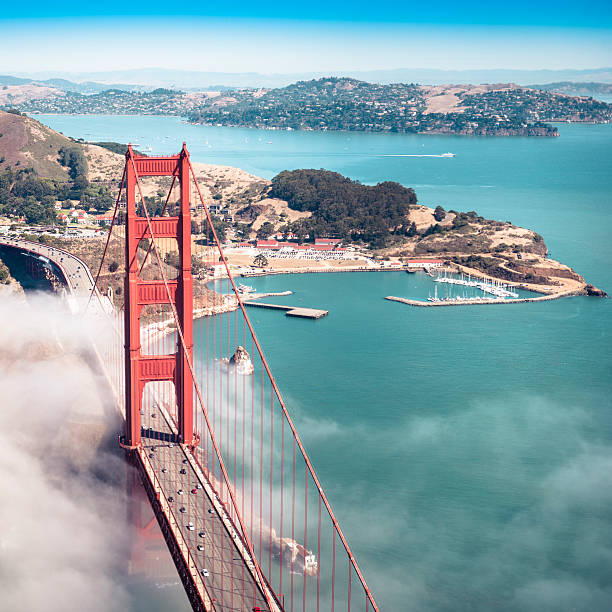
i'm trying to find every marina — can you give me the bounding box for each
[433,270,520,298]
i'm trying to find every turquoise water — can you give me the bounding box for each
[37,115,612,611]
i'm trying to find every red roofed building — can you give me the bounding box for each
[94,214,114,226]
[405,259,444,268]
[256,240,279,248]
[314,238,342,246]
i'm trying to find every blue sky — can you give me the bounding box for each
[0,2,611,74]
[2,0,612,28]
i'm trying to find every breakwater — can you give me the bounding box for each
[384,292,578,307]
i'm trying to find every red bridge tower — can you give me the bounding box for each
[123,144,195,448]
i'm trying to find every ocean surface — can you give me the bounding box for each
[37,115,612,611]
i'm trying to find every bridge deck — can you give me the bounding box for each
[140,402,274,612]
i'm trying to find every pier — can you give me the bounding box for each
[385,293,576,307]
[243,301,329,319]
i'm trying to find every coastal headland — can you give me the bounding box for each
[0,109,606,309]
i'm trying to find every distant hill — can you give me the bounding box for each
[530,82,612,96]
[0,74,153,94]
[4,77,612,138]
[11,67,612,88]
[0,75,32,86]
[188,78,612,136]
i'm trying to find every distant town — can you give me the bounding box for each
[2,77,611,137]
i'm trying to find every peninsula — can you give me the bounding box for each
[2,77,611,137]
[0,109,605,304]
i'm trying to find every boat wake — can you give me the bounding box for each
[381,153,455,158]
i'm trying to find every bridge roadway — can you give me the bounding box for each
[0,235,279,611]
[140,400,274,612]
[0,235,102,312]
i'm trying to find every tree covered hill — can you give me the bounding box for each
[188,77,612,136]
[6,77,612,137]
[269,169,417,247]
[530,82,612,96]
[0,110,116,224]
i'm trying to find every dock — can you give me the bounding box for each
[243,301,328,319]
[384,293,573,307]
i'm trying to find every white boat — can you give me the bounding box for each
[441,152,455,158]
[238,283,255,294]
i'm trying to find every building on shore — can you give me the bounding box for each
[405,259,444,269]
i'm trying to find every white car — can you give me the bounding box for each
[201,569,209,577]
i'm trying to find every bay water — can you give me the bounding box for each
[37,115,612,611]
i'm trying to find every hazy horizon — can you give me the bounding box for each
[4,66,612,90]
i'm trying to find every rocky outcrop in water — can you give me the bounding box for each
[584,284,608,297]
[227,345,254,375]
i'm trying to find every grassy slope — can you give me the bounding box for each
[0,110,71,179]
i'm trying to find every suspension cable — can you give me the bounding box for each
[188,158,380,611]
[128,152,276,611]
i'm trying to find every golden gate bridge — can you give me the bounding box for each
[45,144,380,612]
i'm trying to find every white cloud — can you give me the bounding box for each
[0,292,130,612]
